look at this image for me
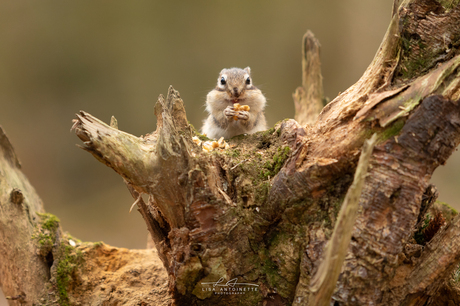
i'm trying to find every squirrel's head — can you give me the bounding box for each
[216,67,254,103]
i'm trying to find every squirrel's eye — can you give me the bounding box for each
[220,77,226,85]
[246,77,251,85]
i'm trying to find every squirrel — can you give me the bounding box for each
[201,67,267,139]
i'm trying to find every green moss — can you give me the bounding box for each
[434,200,458,223]
[40,213,60,231]
[436,200,458,214]
[453,263,460,283]
[231,134,247,141]
[379,119,405,142]
[177,257,203,295]
[93,241,104,247]
[189,123,211,141]
[32,213,61,257]
[414,213,431,245]
[398,33,437,80]
[274,146,291,172]
[55,242,84,306]
[438,0,460,11]
[227,149,241,158]
[32,213,85,306]
[262,127,275,136]
[266,228,286,248]
[259,223,300,299]
[415,201,457,245]
[258,248,280,287]
[207,127,291,209]
[263,258,280,286]
[360,118,406,145]
[329,196,345,224]
[259,146,291,180]
[273,119,291,127]
[255,181,270,205]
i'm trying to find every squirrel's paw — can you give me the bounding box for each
[224,106,237,117]
[236,111,249,121]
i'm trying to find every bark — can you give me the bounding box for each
[2,0,460,305]
[0,127,48,304]
[308,134,378,306]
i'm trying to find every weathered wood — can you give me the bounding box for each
[398,213,460,305]
[306,133,377,306]
[0,127,48,304]
[70,1,460,305]
[334,95,460,305]
[293,30,325,126]
[73,99,304,305]
[2,0,460,305]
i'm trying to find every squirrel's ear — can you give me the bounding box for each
[244,67,251,75]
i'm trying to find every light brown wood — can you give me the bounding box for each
[293,30,324,126]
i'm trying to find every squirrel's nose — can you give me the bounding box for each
[233,87,240,97]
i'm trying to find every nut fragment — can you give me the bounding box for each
[192,136,202,146]
[202,141,214,152]
[202,137,230,152]
[233,103,250,121]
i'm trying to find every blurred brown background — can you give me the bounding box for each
[1,2,459,301]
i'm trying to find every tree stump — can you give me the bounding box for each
[2,0,460,305]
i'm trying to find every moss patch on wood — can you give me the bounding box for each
[207,127,291,208]
[31,213,86,306]
[32,213,60,257]
[54,242,84,306]
[398,36,436,81]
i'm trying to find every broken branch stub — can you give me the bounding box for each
[293,30,324,126]
[73,86,193,230]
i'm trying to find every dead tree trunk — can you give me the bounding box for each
[2,0,460,305]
